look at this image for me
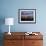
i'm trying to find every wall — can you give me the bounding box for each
[0,0,46,33]
[0,0,46,46]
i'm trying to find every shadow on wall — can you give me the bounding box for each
[0,33,4,46]
[0,16,5,32]
[0,16,5,46]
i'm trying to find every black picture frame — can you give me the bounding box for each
[18,9,36,24]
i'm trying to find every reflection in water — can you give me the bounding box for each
[21,16,34,21]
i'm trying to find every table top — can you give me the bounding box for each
[4,32,43,40]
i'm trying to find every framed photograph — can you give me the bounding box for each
[18,9,36,24]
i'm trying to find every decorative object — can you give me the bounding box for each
[25,32,38,35]
[5,18,14,35]
[18,9,36,24]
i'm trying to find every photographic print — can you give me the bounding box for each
[18,9,36,24]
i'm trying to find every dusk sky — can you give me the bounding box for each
[21,11,33,16]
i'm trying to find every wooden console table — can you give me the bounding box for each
[4,32,43,46]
